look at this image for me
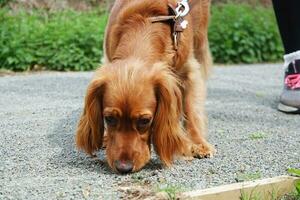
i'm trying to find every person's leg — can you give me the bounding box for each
[272,0,300,54]
[272,0,300,114]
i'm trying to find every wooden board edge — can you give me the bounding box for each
[181,176,299,200]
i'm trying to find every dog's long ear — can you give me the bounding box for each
[76,77,106,155]
[151,66,188,166]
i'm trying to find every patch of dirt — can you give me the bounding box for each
[117,180,170,200]
[0,69,15,77]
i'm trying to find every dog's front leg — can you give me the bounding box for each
[182,58,216,158]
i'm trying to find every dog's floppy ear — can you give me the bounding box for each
[151,65,188,166]
[76,77,106,155]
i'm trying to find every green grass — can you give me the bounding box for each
[249,131,267,140]
[0,9,108,71]
[287,168,300,199]
[0,3,283,71]
[288,169,300,177]
[156,184,183,200]
[209,3,283,64]
[236,172,262,182]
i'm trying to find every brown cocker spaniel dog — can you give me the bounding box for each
[76,0,216,173]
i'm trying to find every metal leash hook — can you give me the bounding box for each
[175,0,190,18]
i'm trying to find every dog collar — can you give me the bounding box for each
[148,0,190,50]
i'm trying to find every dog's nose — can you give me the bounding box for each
[115,160,133,174]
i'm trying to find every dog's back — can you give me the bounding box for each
[104,0,212,78]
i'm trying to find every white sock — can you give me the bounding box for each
[284,50,300,68]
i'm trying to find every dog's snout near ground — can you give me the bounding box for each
[0,64,299,198]
[115,160,134,174]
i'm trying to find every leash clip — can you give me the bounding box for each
[175,0,190,18]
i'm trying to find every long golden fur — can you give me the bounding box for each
[76,0,216,173]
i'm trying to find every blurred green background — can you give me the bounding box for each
[0,0,283,71]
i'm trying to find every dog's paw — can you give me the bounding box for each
[191,143,216,159]
[181,155,194,161]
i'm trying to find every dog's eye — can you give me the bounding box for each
[104,116,118,127]
[136,118,151,130]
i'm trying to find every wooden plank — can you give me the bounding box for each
[181,176,299,200]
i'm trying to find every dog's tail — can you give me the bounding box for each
[193,33,213,80]
[191,0,213,80]
[198,42,212,80]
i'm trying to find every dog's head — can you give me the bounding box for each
[76,59,187,173]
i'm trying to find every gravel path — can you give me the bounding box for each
[1,64,299,199]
